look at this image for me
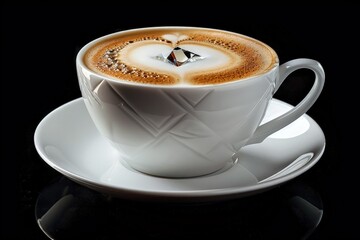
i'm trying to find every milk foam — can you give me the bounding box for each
[84,28,278,85]
[123,41,237,82]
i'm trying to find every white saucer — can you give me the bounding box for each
[34,98,325,202]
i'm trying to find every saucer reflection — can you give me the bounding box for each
[36,177,322,239]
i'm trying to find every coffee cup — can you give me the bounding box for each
[76,26,324,178]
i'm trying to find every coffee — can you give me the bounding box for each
[84,27,278,85]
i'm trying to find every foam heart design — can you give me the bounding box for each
[119,33,236,83]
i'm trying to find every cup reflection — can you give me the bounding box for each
[36,177,322,239]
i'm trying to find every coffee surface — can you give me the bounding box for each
[84,28,278,85]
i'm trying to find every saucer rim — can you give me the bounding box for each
[34,98,325,201]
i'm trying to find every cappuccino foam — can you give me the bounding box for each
[84,28,278,85]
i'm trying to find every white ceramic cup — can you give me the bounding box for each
[76,27,325,178]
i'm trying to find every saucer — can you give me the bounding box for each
[34,98,325,202]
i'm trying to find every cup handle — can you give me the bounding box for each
[247,58,325,145]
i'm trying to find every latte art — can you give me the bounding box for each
[84,28,278,85]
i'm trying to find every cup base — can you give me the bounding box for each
[119,157,237,179]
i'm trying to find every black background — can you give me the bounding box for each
[2,6,359,239]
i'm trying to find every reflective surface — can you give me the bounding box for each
[4,6,358,240]
[36,177,323,239]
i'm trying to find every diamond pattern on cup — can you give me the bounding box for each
[108,86,187,137]
[78,70,102,106]
[169,115,223,155]
[81,73,275,161]
[178,89,214,108]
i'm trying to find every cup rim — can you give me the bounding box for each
[76,26,279,89]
